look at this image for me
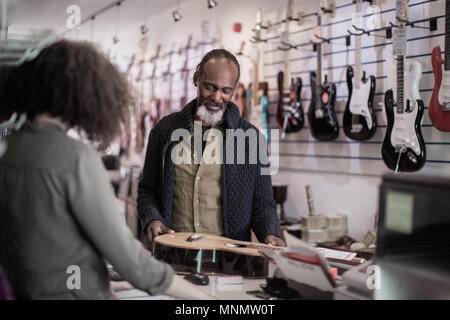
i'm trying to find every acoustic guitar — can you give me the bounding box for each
[153,232,282,278]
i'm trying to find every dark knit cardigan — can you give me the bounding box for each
[136,99,281,242]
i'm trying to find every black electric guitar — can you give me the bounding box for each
[277,73,305,137]
[343,0,377,140]
[276,0,305,137]
[382,0,426,172]
[307,9,339,141]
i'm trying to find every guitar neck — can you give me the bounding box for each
[397,54,405,113]
[445,0,450,70]
[316,15,323,108]
[354,1,363,89]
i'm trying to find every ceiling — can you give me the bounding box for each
[6,0,184,35]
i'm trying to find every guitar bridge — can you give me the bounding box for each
[395,145,407,153]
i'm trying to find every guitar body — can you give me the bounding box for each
[285,77,305,133]
[308,71,339,141]
[343,66,377,140]
[154,233,269,278]
[382,90,426,172]
[277,72,304,135]
[429,46,450,131]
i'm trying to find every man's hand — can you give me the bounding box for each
[264,235,286,247]
[146,220,175,246]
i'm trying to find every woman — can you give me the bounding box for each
[0,39,213,299]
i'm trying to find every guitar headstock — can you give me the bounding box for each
[126,53,136,74]
[396,0,410,28]
[286,0,293,20]
[253,8,263,40]
[212,25,223,49]
[199,20,212,53]
[236,40,246,56]
[150,44,161,79]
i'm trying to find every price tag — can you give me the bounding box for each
[392,28,406,56]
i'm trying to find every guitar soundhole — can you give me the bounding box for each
[225,243,248,248]
[321,92,329,104]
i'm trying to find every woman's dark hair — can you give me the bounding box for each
[193,49,240,86]
[0,39,130,145]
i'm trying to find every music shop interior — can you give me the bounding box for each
[0,0,449,302]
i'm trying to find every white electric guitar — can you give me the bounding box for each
[343,0,377,141]
[382,0,426,173]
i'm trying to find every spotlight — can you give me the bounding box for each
[207,0,217,9]
[172,10,182,22]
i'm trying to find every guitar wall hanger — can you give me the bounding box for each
[278,41,298,51]
[389,15,438,31]
[347,24,392,39]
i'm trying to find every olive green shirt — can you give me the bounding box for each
[171,121,224,235]
[0,121,173,299]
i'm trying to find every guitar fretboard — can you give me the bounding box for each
[316,14,322,109]
[445,0,450,70]
[354,1,363,89]
[397,55,405,114]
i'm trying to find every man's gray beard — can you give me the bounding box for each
[196,104,225,126]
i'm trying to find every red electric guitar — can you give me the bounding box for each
[429,0,450,131]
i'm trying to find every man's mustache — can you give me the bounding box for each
[202,100,225,109]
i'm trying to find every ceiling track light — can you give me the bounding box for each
[207,0,218,9]
[172,0,182,22]
[172,10,182,22]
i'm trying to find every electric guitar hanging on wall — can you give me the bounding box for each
[382,0,426,172]
[343,0,377,140]
[276,0,304,137]
[307,6,339,141]
[277,73,304,137]
[429,0,450,131]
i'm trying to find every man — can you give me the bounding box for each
[137,49,285,247]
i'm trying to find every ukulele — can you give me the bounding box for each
[382,0,426,173]
[153,233,282,277]
[307,7,339,141]
[429,0,450,131]
[179,35,193,110]
[343,0,377,141]
[276,0,305,137]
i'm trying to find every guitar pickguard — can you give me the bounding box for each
[390,101,421,155]
[438,69,450,111]
[349,80,374,129]
[389,60,423,156]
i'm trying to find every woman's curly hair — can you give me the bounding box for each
[0,39,130,145]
